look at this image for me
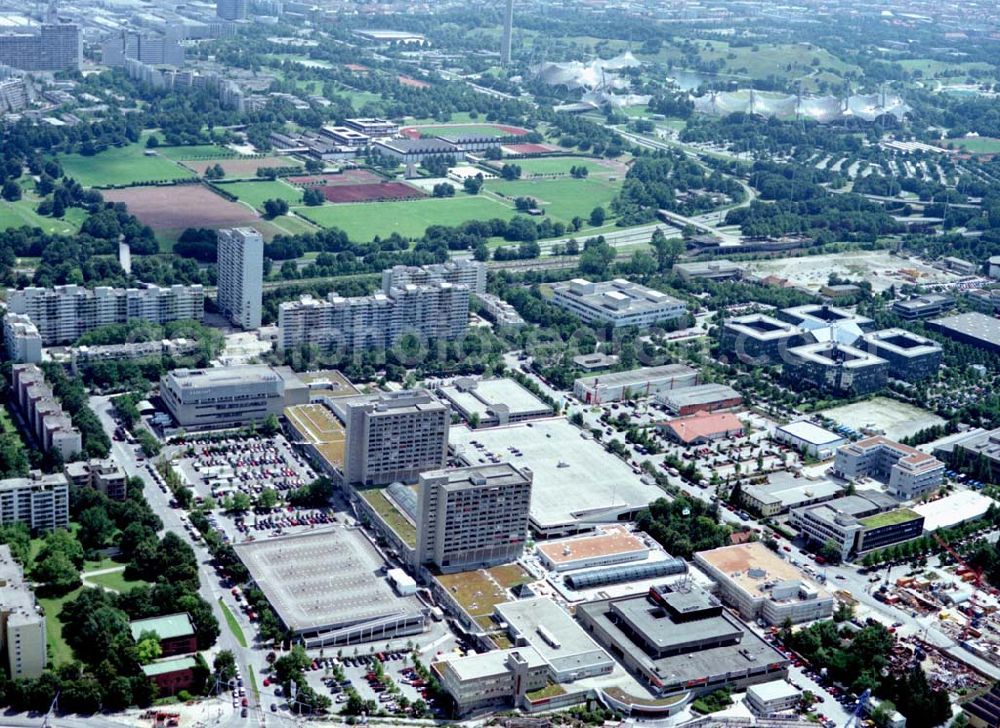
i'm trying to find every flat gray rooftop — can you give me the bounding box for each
[495,597,613,675]
[451,419,662,533]
[438,377,551,419]
[235,528,419,634]
[575,364,698,390]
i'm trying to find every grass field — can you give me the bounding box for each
[60,144,195,188]
[87,568,147,593]
[295,194,515,240]
[897,58,997,79]
[952,137,1000,154]
[39,587,81,666]
[215,179,305,210]
[486,177,619,222]
[514,156,613,177]
[0,198,87,234]
[157,144,237,161]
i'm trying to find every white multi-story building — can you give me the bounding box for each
[381,260,487,295]
[833,436,945,500]
[0,472,69,533]
[551,278,687,328]
[0,24,81,72]
[0,545,46,679]
[336,390,449,486]
[435,648,549,717]
[278,280,469,354]
[416,464,532,573]
[3,313,42,364]
[10,364,81,460]
[8,284,204,345]
[216,227,263,330]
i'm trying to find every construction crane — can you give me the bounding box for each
[934,532,985,639]
[843,688,871,728]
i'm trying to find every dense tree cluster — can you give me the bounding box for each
[636,496,731,558]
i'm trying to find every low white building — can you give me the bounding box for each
[774,420,847,460]
[551,278,687,329]
[746,680,801,716]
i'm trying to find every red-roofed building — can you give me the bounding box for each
[657,412,744,445]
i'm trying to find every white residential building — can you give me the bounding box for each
[216,227,264,330]
[0,472,69,533]
[8,284,204,345]
[0,545,46,678]
[3,313,42,363]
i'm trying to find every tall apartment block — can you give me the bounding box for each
[0,24,81,72]
[416,464,533,573]
[338,390,449,486]
[8,284,204,345]
[216,0,248,20]
[278,280,469,354]
[64,459,128,501]
[0,471,70,533]
[0,545,46,679]
[381,260,487,295]
[833,436,945,500]
[216,227,263,330]
[3,313,42,364]
[101,29,184,67]
[11,364,81,461]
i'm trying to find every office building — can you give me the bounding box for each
[573,364,698,404]
[720,314,810,365]
[658,383,741,416]
[940,256,977,275]
[338,390,449,486]
[673,259,742,281]
[0,24,81,72]
[784,342,888,396]
[790,495,924,561]
[0,545,46,679]
[64,459,128,501]
[576,584,788,698]
[435,648,549,716]
[0,472,69,533]
[101,30,184,67]
[739,472,842,517]
[861,328,942,381]
[833,436,945,500]
[928,313,1000,355]
[891,294,954,321]
[343,118,399,138]
[551,278,687,329]
[964,288,1000,315]
[436,377,551,427]
[160,365,308,429]
[695,542,834,625]
[216,228,263,330]
[216,0,248,20]
[10,364,81,460]
[3,314,42,364]
[8,284,204,345]
[382,260,486,295]
[278,280,469,355]
[773,420,846,460]
[416,463,532,573]
[778,304,874,335]
[746,681,802,716]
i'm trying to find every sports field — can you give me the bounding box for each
[513,156,620,177]
[295,194,515,240]
[215,180,305,210]
[486,177,619,222]
[401,123,530,139]
[953,137,1000,154]
[0,199,87,234]
[59,144,195,188]
[157,144,237,161]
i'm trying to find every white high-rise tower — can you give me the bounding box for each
[216,227,263,330]
[501,0,513,66]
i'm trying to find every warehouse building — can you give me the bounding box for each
[673,259,742,281]
[160,365,308,429]
[774,420,846,460]
[658,383,742,416]
[928,313,1000,354]
[720,314,811,365]
[833,436,945,501]
[658,411,744,446]
[577,584,788,697]
[861,329,942,381]
[784,342,888,396]
[739,472,842,517]
[573,364,698,404]
[694,542,834,625]
[551,278,687,329]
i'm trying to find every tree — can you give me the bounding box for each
[32,551,81,594]
[500,163,521,180]
[589,206,606,226]
[650,228,684,271]
[214,650,237,681]
[78,506,116,551]
[463,175,483,194]
[135,630,163,664]
[263,199,290,219]
[302,188,325,206]
[2,180,21,201]
[257,488,279,510]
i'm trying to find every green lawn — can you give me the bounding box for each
[157,144,237,161]
[87,568,147,593]
[486,177,619,223]
[360,488,417,547]
[513,156,612,177]
[404,123,523,138]
[219,598,248,648]
[214,180,305,210]
[403,112,482,126]
[39,587,82,666]
[859,508,922,528]
[295,195,515,240]
[60,144,195,188]
[952,137,1000,154]
[0,198,87,234]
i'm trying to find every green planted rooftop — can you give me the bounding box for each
[860,508,922,529]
